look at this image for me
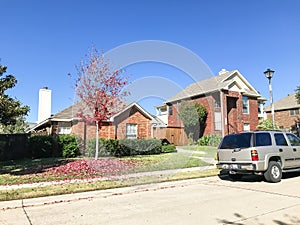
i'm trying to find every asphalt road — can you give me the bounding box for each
[1,172,300,225]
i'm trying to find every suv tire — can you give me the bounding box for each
[264,161,282,183]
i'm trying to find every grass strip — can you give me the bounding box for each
[0,169,219,201]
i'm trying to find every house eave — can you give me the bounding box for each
[166,89,220,104]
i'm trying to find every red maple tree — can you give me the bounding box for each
[73,48,129,159]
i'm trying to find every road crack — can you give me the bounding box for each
[22,199,33,225]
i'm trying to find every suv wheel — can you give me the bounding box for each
[264,161,282,183]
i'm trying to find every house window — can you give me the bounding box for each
[258,103,262,115]
[214,96,221,108]
[168,104,173,116]
[214,112,221,131]
[215,100,221,109]
[243,123,250,131]
[126,124,137,139]
[290,109,299,116]
[58,127,71,134]
[58,122,71,134]
[242,96,249,114]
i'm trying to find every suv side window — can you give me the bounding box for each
[255,133,272,146]
[274,133,288,146]
[286,133,300,146]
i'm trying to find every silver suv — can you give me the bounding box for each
[216,131,300,182]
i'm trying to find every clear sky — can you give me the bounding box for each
[1,0,300,122]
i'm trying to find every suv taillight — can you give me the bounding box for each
[251,150,259,161]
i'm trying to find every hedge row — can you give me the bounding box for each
[28,135,174,159]
[29,134,80,159]
[85,138,163,157]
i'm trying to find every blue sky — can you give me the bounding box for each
[1,0,300,122]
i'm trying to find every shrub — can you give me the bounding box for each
[28,135,53,158]
[85,138,162,157]
[85,138,113,158]
[161,144,177,153]
[118,139,162,157]
[197,134,222,147]
[58,134,80,158]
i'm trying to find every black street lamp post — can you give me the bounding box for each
[264,69,275,129]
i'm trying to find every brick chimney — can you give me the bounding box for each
[218,68,228,75]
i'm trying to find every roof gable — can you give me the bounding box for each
[110,102,153,122]
[166,69,262,103]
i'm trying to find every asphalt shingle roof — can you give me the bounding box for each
[52,103,81,120]
[166,70,261,103]
[264,93,300,111]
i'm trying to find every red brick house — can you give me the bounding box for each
[155,69,266,145]
[264,93,300,135]
[29,102,165,142]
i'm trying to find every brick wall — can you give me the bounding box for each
[167,91,260,141]
[193,95,214,136]
[266,109,300,129]
[72,121,96,140]
[115,107,152,139]
[71,106,152,140]
[246,97,259,130]
[222,90,259,135]
[167,103,182,127]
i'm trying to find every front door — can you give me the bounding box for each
[227,97,238,134]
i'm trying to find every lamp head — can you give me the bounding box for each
[264,68,275,79]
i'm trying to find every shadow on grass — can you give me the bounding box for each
[0,158,71,175]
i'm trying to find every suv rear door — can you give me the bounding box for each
[274,132,295,168]
[286,133,300,168]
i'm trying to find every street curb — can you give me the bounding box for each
[0,176,220,211]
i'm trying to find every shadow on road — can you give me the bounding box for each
[218,170,300,183]
[216,212,300,225]
[218,170,264,183]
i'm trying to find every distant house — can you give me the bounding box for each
[264,93,300,135]
[28,99,165,144]
[155,69,266,145]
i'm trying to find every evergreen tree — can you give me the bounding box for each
[178,101,207,142]
[0,65,30,128]
[295,86,300,104]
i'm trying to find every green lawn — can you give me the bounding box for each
[179,146,218,158]
[0,153,209,186]
[0,151,218,201]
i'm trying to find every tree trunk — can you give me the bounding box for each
[95,122,99,160]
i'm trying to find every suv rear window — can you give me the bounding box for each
[219,133,252,149]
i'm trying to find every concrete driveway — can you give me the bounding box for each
[1,172,300,225]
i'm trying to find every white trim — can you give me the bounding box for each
[110,102,153,122]
[222,70,260,96]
